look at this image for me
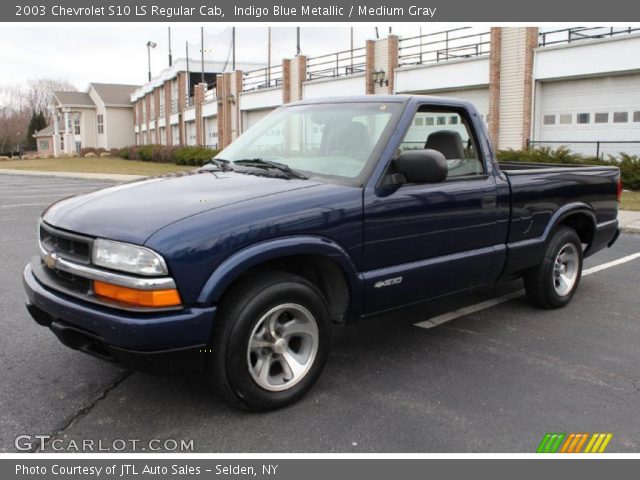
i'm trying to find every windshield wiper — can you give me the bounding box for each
[201,158,234,172]
[233,158,308,180]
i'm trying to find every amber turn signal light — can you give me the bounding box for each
[93,281,181,308]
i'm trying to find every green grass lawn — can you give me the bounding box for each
[621,191,640,212]
[0,157,196,176]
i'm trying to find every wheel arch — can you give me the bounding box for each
[197,236,363,323]
[548,204,597,253]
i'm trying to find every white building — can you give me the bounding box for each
[36,83,139,157]
[130,27,640,158]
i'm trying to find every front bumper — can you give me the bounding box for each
[23,262,216,372]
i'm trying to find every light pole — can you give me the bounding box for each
[146,41,157,82]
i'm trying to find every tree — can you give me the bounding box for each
[26,111,48,150]
[0,77,76,153]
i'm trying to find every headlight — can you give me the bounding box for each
[92,239,168,276]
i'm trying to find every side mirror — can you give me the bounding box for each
[393,149,448,184]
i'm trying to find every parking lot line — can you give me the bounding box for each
[0,202,51,208]
[415,251,640,329]
[0,193,92,200]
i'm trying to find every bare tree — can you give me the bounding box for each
[0,78,76,152]
[25,78,77,117]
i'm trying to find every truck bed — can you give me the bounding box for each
[497,161,620,275]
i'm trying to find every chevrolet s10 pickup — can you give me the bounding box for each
[23,96,621,409]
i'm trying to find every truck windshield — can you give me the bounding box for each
[215,102,401,182]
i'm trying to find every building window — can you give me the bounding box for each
[449,116,458,125]
[39,140,49,150]
[415,117,423,126]
[425,117,434,126]
[559,114,572,125]
[60,137,64,151]
[543,115,556,125]
[613,112,628,123]
[594,113,608,123]
[97,114,104,134]
[74,116,81,134]
[633,111,640,123]
[437,116,447,125]
[577,113,590,124]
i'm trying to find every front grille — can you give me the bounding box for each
[48,266,92,293]
[40,222,92,264]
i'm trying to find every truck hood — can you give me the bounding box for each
[43,171,322,244]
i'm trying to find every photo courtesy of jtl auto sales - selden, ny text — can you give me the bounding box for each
[1,0,640,478]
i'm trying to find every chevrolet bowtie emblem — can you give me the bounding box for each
[44,253,57,269]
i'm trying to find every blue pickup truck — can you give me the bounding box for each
[23,96,621,409]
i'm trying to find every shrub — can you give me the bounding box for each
[0,156,10,161]
[172,146,218,166]
[79,147,96,157]
[84,152,97,158]
[116,144,219,166]
[99,152,111,158]
[497,147,640,191]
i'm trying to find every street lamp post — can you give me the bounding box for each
[146,41,157,82]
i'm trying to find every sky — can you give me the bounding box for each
[0,25,478,91]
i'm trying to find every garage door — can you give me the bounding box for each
[535,74,640,157]
[426,88,490,127]
[204,117,218,149]
[243,108,275,133]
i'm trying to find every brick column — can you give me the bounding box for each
[178,72,188,145]
[488,27,502,150]
[366,36,398,95]
[164,80,172,146]
[230,70,243,142]
[387,35,399,94]
[282,59,292,104]
[145,94,151,144]
[490,27,539,151]
[194,83,206,146]
[154,89,161,144]
[216,73,235,149]
[522,27,539,148]
[365,40,375,94]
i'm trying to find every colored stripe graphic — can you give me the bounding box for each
[537,433,565,453]
[584,433,613,453]
[538,433,613,453]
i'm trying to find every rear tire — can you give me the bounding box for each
[524,227,583,309]
[209,271,331,410]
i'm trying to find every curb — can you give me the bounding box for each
[0,169,145,182]
[621,226,640,235]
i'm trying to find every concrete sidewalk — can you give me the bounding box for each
[1,168,639,234]
[0,168,144,182]
[619,210,640,234]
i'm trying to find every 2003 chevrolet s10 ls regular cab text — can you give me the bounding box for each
[23,96,621,410]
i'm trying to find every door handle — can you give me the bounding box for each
[481,195,497,208]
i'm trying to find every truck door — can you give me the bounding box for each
[362,105,509,313]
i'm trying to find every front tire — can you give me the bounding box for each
[209,271,331,410]
[524,227,583,309]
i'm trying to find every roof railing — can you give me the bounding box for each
[539,27,640,47]
[306,46,367,81]
[242,64,284,92]
[398,27,491,67]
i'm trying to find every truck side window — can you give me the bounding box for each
[399,109,484,178]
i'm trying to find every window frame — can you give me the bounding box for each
[97,114,104,134]
[384,104,489,187]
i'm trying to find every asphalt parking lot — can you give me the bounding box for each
[1,173,639,453]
